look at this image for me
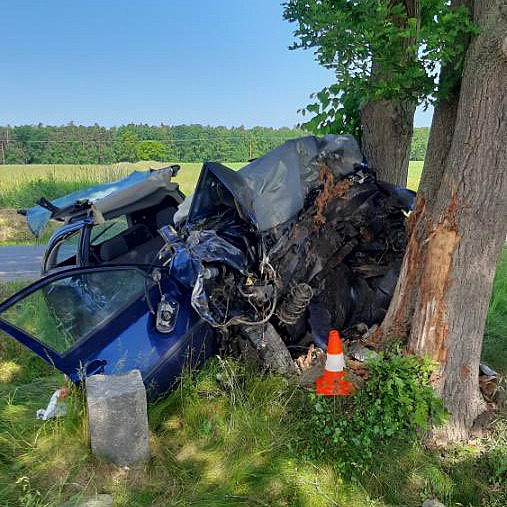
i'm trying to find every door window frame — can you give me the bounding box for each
[43,222,86,273]
[81,217,132,267]
[0,265,156,376]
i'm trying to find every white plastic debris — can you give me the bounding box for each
[57,493,113,507]
[36,388,68,420]
[422,500,446,507]
[173,192,193,225]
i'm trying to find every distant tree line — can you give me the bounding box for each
[0,124,429,164]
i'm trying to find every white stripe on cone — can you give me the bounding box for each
[325,353,345,372]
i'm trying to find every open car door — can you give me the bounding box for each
[0,265,216,397]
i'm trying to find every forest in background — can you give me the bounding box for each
[0,124,429,164]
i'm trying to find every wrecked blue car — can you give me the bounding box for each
[0,135,415,397]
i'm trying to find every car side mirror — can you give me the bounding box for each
[156,295,179,334]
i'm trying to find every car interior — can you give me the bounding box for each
[90,199,177,266]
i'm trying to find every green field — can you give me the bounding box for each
[407,160,423,191]
[0,160,421,209]
[0,161,247,210]
[0,161,245,244]
[0,161,422,244]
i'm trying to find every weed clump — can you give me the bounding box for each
[293,351,447,477]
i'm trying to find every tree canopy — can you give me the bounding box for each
[283,0,478,138]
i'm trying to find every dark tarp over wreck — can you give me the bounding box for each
[166,134,415,372]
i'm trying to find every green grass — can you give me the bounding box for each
[483,248,507,374]
[0,161,246,245]
[407,160,423,191]
[0,249,505,506]
[0,161,421,209]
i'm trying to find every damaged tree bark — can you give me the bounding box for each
[382,0,507,441]
[381,0,472,340]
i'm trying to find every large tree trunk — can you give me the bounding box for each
[359,0,420,186]
[360,100,416,185]
[381,0,472,338]
[418,0,472,204]
[382,0,507,441]
[417,91,459,205]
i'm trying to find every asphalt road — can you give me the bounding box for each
[0,245,45,282]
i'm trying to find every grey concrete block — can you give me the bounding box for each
[86,369,149,465]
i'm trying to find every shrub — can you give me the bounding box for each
[294,351,447,477]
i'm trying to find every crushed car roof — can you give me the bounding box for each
[24,166,182,236]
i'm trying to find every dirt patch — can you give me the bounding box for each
[0,209,33,243]
[0,208,57,244]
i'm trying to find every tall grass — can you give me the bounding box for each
[0,161,420,211]
[0,161,421,245]
[0,355,504,506]
[483,247,507,373]
[0,161,243,244]
[0,163,163,209]
[407,160,423,191]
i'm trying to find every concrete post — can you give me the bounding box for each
[86,370,150,465]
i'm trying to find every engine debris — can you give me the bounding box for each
[165,134,415,373]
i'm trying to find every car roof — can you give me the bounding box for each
[24,167,183,237]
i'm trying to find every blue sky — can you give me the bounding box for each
[1,0,432,128]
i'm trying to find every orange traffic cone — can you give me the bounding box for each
[315,330,352,396]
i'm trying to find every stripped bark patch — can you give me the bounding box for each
[407,196,425,236]
[408,193,461,362]
[392,234,420,335]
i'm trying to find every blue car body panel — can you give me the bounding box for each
[0,265,217,398]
